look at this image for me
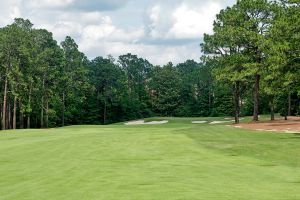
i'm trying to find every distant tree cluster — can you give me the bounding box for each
[0,0,299,129]
[201,0,300,123]
[0,18,217,129]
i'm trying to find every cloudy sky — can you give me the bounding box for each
[0,0,235,65]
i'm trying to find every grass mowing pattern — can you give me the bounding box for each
[0,118,300,199]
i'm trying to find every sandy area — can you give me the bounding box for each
[210,121,232,124]
[232,116,300,133]
[124,120,169,125]
[192,121,207,124]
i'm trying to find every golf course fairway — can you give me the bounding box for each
[0,118,299,200]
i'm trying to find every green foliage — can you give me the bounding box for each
[211,82,234,116]
[118,53,153,118]
[150,63,181,116]
[176,60,213,117]
[202,0,300,122]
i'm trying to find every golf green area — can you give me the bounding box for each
[0,117,300,200]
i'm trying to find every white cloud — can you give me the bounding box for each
[0,0,22,26]
[145,0,222,40]
[168,2,221,38]
[25,0,73,9]
[22,0,130,11]
[0,0,234,65]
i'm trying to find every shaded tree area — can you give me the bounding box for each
[201,0,300,123]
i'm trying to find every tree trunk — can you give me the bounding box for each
[41,96,44,128]
[62,92,65,127]
[41,107,44,128]
[27,89,32,129]
[45,99,49,128]
[208,85,212,113]
[13,96,17,129]
[288,92,291,116]
[7,103,11,129]
[270,97,275,121]
[234,81,240,124]
[0,102,2,130]
[19,101,24,129]
[41,78,45,128]
[253,74,260,121]
[2,75,8,130]
[27,115,30,129]
[285,97,288,121]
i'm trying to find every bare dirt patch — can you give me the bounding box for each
[233,116,300,133]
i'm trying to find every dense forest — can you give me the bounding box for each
[0,0,299,129]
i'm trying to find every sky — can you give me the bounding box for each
[0,0,235,65]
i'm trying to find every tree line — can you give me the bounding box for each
[0,18,216,129]
[0,0,299,130]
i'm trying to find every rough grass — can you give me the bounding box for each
[0,117,300,200]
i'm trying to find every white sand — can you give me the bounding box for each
[124,120,169,125]
[266,129,278,132]
[233,126,242,128]
[124,120,145,125]
[209,121,232,124]
[145,120,169,125]
[192,121,207,124]
[284,130,300,133]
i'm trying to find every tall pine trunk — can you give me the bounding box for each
[270,97,275,121]
[27,115,30,128]
[7,103,11,129]
[253,74,260,121]
[41,96,44,128]
[27,88,32,129]
[62,92,65,127]
[208,84,212,113]
[13,96,17,129]
[288,93,291,116]
[41,78,45,128]
[284,96,288,120]
[19,101,24,129]
[45,99,49,128]
[2,75,8,130]
[234,81,240,124]
[40,106,44,128]
[0,102,2,130]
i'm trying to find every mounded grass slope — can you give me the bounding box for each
[0,118,300,200]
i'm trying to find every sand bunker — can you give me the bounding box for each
[232,116,300,133]
[124,120,169,125]
[209,121,232,124]
[192,121,207,124]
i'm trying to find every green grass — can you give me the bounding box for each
[0,117,300,200]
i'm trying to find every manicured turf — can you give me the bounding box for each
[0,118,300,200]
